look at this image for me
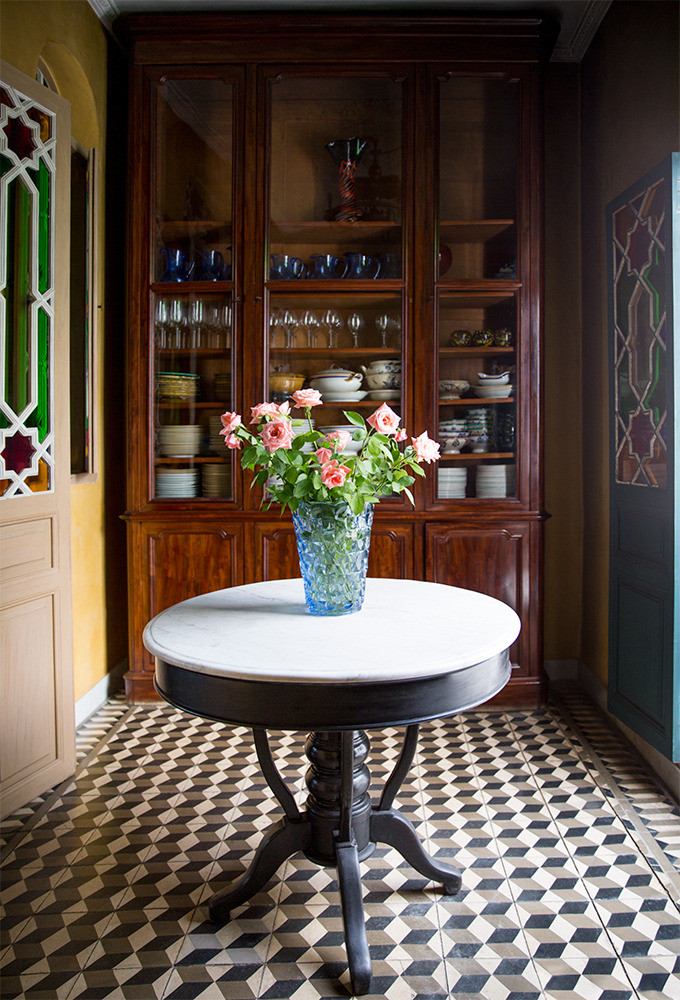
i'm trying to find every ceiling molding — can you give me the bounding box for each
[87,0,612,62]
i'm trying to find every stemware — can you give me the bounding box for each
[155,298,169,348]
[322,308,343,348]
[302,309,320,348]
[282,309,298,348]
[347,312,363,349]
[188,299,204,349]
[375,313,389,348]
[168,298,187,348]
[220,303,233,349]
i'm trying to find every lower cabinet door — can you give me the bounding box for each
[247,519,416,584]
[425,521,543,699]
[125,520,244,699]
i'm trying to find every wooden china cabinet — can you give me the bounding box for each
[118,12,558,702]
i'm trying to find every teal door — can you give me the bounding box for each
[607,153,679,762]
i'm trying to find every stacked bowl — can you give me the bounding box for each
[466,408,492,452]
[155,467,200,498]
[473,371,513,400]
[438,418,468,453]
[476,463,516,498]
[438,467,468,498]
[202,463,231,498]
[158,424,202,457]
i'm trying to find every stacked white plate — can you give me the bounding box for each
[156,372,200,401]
[438,467,468,498]
[155,467,200,498]
[322,390,367,403]
[476,464,516,497]
[202,463,231,498]
[158,424,202,457]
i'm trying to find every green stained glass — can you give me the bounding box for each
[25,307,49,441]
[4,172,33,417]
[28,160,51,294]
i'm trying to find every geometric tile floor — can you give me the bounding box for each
[1,689,679,999]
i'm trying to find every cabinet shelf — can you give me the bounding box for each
[439,347,515,358]
[270,347,400,359]
[440,451,515,462]
[158,220,232,240]
[439,219,514,242]
[156,349,231,358]
[154,456,230,464]
[271,220,401,244]
[267,279,403,292]
[156,401,229,409]
[151,281,234,294]
[437,284,521,301]
[440,396,514,406]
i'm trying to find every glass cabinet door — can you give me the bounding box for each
[265,72,405,461]
[151,77,235,502]
[436,75,519,501]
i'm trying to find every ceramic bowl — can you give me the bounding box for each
[477,371,510,385]
[269,371,305,392]
[439,379,469,398]
[364,372,402,390]
[441,434,468,454]
[361,359,402,375]
[475,384,514,399]
[321,390,368,402]
[309,369,363,393]
[368,389,401,401]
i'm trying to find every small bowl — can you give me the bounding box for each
[477,371,510,385]
[269,372,305,392]
[364,373,402,390]
[439,379,469,398]
[449,329,471,347]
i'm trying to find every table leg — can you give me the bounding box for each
[370,808,461,895]
[209,816,311,922]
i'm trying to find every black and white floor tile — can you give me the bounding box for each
[1,691,679,999]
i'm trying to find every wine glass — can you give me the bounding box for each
[282,309,298,348]
[168,298,187,348]
[323,308,343,348]
[188,299,204,349]
[155,298,169,348]
[302,309,320,348]
[375,313,390,348]
[221,303,233,349]
[347,312,363,349]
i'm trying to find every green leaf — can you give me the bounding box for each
[349,493,366,515]
[343,411,366,429]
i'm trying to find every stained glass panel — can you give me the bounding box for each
[611,177,667,487]
[0,81,55,496]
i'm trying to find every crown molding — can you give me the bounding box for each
[552,0,611,62]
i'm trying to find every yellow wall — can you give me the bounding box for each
[1,0,127,700]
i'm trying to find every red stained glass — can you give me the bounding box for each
[1,429,35,474]
[2,114,38,162]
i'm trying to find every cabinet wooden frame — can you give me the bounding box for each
[119,12,557,705]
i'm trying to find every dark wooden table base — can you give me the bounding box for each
[208,726,461,996]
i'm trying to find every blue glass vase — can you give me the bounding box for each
[292,501,374,616]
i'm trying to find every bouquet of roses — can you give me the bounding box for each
[219,388,440,514]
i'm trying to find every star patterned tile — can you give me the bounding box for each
[2,691,680,999]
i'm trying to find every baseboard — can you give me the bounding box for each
[74,659,127,728]
[577,663,680,802]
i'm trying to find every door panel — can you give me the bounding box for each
[607,154,679,761]
[0,63,74,819]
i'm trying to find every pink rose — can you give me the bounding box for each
[291,388,323,409]
[320,459,351,488]
[367,402,401,435]
[219,411,242,435]
[411,431,440,463]
[315,447,333,464]
[394,428,408,442]
[260,418,294,452]
[250,401,290,424]
[325,430,351,451]
[224,432,242,450]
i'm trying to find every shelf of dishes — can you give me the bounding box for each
[268,360,401,407]
[154,461,232,500]
[438,402,515,456]
[438,463,516,500]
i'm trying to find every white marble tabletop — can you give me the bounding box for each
[143,578,521,685]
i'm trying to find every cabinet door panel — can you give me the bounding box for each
[368,522,415,579]
[149,525,243,616]
[425,522,535,673]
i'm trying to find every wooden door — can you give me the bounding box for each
[0,63,75,818]
[607,155,679,762]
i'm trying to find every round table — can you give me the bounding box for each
[144,577,520,995]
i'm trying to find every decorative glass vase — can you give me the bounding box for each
[292,501,374,616]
